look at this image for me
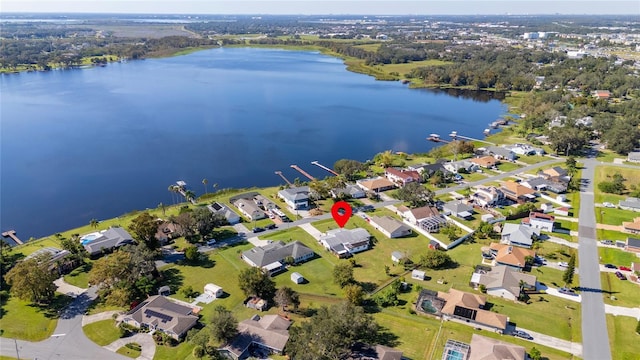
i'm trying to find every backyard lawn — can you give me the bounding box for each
[596,207,638,226]
[83,319,121,346]
[63,261,91,289]
[600,272,640,308]
[0,294,71,341]
[606,314,640,360]
[598,247,639,267]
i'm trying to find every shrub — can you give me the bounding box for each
[479,284,487,293]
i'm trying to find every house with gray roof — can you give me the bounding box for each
[331,184,366,199]
[83,227,135,257]
[242,241,314,274]
[628,152,640,163]
[443,160,479,174]
[486,146,517,161]
[207,202,241,225]
[443,201,474,219]
[123,295,198,340]
[470,265,536,301]
[500,223,540,248]
[223,314,292,359]
[408,162,449,176]
[320,228,371,257]
[369,216,412,238]
[233,198,266,221]
[619,197,640,212]
[278,186,310,210]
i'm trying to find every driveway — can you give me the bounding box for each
[104,333,156,360]
[508,326,583,357]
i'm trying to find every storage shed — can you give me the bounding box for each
[391,251,405,263]
[411,269,426,280]
[291,272,305,284]
[204,283,224,298]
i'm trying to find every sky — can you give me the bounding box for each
[0,0,638,15]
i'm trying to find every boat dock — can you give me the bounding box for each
[311,161,338,176]
[274,171,293,186]
[290,165,316,181]
[2,230,23,245]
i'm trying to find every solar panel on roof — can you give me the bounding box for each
[144,309,173,322]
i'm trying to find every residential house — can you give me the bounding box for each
[224,315,292,359]
[593,90,611,100]
[207,202,241,225]
[470,265,537,301]
[575,116,593,127]
[521,176,567,194]
[443,160,479,174]
[628,152,640,163]
[82,227,136,257]
[204,283,224,298]
[356,177,396,193]
[408,162,449,177]
[155,221,180,245]
[391,251,406,263]
[554,207,570,216]
[626,237,640,253]
[123,295,199,340]
[619,197,640,212]
[623,218,640,234]
[384,167,421,186]
[437,289,508,333]
[523,211,555,232]
[540,166,570,182]
[277,186,310,210]
[631,262,640,273]
[501,223,540,248]
[442,201,474,219]
[507,144,544,156]
[486,146,517,161]
[500,181,536,204]
[489,243,536,270]
[24,247,77,274]
[234,198,266,221]
[468,334,526,360]
[349,344,403,360]
[320,228,371,257]
[402,206,448,233]
[473,187,505,207]
[369,216,412,238]
[330,184,366,199]
[241,241,314,274]
[411,269,426,280]
[470,156,499,169]
[540,203,554,213]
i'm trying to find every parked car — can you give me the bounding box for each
[558,262,569,267]
[615,271,627,280]
[604,264,617,269]
[252,227,265,233]
[619,266,632,271]
[361,205,375,212]
[512,330,533,340]
[266,224,277,230]
[601,240,614,245]
[558,287,577,296]
[206,239,217,246]
[602,202,615,208]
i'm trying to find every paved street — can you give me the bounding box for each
[577,158,612,360]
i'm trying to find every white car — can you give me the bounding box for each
[602,202,615,208]
[206,239,217,246]
[558,262,569,267]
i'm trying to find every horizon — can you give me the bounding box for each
[0,1,638,16]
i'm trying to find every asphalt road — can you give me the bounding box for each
[577,157,612,360]
[0,287,128,360]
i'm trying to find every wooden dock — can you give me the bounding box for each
[275,171,293,186]
[311,161,338,176]
[2,230,23,245]
[290,165,316,181]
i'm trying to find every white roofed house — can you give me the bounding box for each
[501,223,540,249]
[442,201,474,219]
[523,212,555,232]
[619,197,640,212]
[470,265,537,301]
[204,283,224,298]
[472,187,504,207]
[320,228,371,257]
[242,241,314,275]
[443,160,479,174]
[233,198,266,221]
[368,215,412,238]
[628,152,640,163]
[384,167,421,186]
[278,186,310,210]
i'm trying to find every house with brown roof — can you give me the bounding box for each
[488,243,535,270]
[224,314,292,359]
[622,218,640,234]
[357,177,396,193]
[470,156,500,169]
[593,90,611,100]
[123,295,199,340]
[468,334,526,360]
[348,344,403,360]
[470,265,537,301]
[522,211,555,232]
[384,167,421,186]
[437,289,508,332]
[500,181,537,204]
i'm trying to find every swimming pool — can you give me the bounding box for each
[80,233,101,245]
[421,299,437,314]
[444,349,466,360]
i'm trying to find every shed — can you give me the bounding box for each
[158,285,171,296]
[411,269,426,280]
[481,214,495,223]
[291,272,305,284]
[204,283,223,298]
[391,251,405,263]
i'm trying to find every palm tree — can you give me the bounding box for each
[168,185,177,204]
[184,190,196,203]
[202,178,208,194]
[89,218,99,229]
[213,183,218,194]
[158,202,166,216]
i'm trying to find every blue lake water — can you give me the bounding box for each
[1,47,506,239]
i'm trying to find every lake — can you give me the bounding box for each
[0,47,506,239]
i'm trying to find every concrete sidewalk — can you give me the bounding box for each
[604,304,640,319]
[54,276,87,298]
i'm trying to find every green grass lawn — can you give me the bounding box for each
[601,272,640,308]
[596,229,630,243]
[606,314,640,360]
[594,165,640,204]
[374,310,440,359]
[63,261,91,289]
[377,59,452,75]
[516,155,548,165]
[0,294,71,341]
[116,343,141,358]
[496,161,522,172]
[596,207,638,226]
[82,319,121,346]
[598,247,639,267]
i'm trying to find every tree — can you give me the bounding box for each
[202,178,208,194]
[192,207,225,236]
[5,255,57,304]
[237,267,276,300]
[174,212,196,237]
[90,218,99,229]
[440,224,460,241]
[333,159,367,180]
[344,284,364,305]
[418,251,453,269]
[562,253,576,286]
[395,182,434,207]
[475,221,497,239]
[192,345,205,359]
[209,305,238,344]
[333,262,355,287]
[529,347,542,360]
[274,286,299,312]
[286,302,380,360]
[598,172,626,195]
[548,126,590,156]
[184,246,201,264]
[565,156,577,176]
[129,212,159,250]
[374,150,395,168]
[184,190,196,203]
[158,202,166,216]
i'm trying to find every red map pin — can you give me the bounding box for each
[331,201,352,228]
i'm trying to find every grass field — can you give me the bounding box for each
[0,294,71,341]
[596,207,638,226]
[377,59,452,75]
[606,314,640,360]
[598,247,639,267]
[353,43,382,52]
[116,343,141,358]
[594,165,640,204]
[64,261,91,289]
[82,319,121,346]
[600,272,640,308]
